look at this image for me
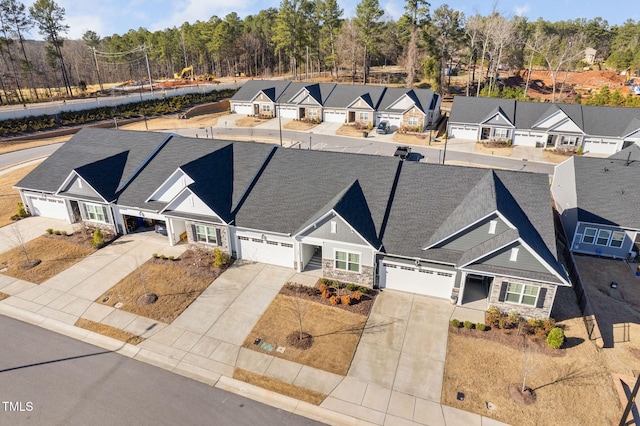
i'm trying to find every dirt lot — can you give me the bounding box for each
[119,114,220,132]
[442,285,621,426]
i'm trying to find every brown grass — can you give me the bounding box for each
[283,120,318,131]
[233,368,326,405]
[0,236,95,284]
[97,252,224,323]
[0,292,10,301]
[543,149,574,164]
[75,318,144,345]
[336,125,369,137]
[393,132,434,146]
[235,116,269,127]
[0,135,71,155]
[442,316,621,426]
[119,113,221,131]
[0,163,39,227]
[243,294,367,375]
[475,142,514,157]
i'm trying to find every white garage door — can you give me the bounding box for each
[377,114,402,129]
[28,196,68,220]
[279,106,297,119]
[379,261,455,299]
[236,234,294,268]
[449,126,478,140]
[513,133,542,148]
[323,110,346,123]
[583,140,618,155]
[233,103,252,114]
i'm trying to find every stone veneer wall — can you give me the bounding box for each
[322,258,374,287]
[184,220,229,253]
[402,107,425,129]
[488,276,557,319]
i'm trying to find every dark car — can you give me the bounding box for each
[393,146,411,160]
[376,120,390,134]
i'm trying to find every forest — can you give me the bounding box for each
[1,0,640,106]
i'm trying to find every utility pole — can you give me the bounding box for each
[619,376,640,426]
[143,43,153,93]
[92,47,104,92]
[278,103,283,147]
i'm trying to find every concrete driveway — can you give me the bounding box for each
[0,217,75,254]
[322,290,456,425]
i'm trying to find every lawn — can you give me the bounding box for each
[242,293,368,376]
[336,125,369,138]
[0,135,71,155]
[0,163,39,227]
[96,250,227,324]
[283,120,318,131]
[0,235,95,284]
[233,368,326,405]
[75,318,144,345]
[235,116,269,127]
[442,294,621,425]
[475,142,513,157]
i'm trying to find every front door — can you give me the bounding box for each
[70,200,81,223]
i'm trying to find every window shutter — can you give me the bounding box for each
[102,206,110,224]
[215,228,221,246]
[536,288,547,309]
[191,225,197,242]
[498,281,508,302]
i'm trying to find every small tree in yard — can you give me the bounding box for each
[212,247,230,268]
[546,327,565,349]
[91,228,104,248]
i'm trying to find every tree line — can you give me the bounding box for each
[1,0,640,106]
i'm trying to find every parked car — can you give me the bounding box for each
[376,120,390,134]
[154,221,168,236]
[394,146,411,160]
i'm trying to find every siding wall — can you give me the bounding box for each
[185,220,229,253]
[489,277,557,319]
[438,216,510,251]
[300,213,368,246]
[572,222,634,258]
[476,243,551,274]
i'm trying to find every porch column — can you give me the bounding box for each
[457,271,467,306]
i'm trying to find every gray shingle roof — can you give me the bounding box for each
[309,84,387,109]
[449,97,516,125]
[572,148,640,229]
[230,80,290,102]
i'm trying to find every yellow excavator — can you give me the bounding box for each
[174,66,194,79]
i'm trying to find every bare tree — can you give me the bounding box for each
[404,0,429,87]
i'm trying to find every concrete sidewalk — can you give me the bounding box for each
[0,235,508,425]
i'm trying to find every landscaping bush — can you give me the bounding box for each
[168,256,175,261]
[16,202,28,218]
[546,327,565,349]
[451,319,461,328]
[61,231,68,236]
[91,228,104,248]
[358,286,369,294]
[543,318,556,334]
[329,295,339,305]
[346,283,357,291]
[463,320,474,329]
[507,311,521,328]
[321,289,331,299]
[46,228,54,234]
[318,283,328,293]
[212,247,230,268]
[486,306,501,328]
[320,278,331,285]
[152,253,159,258]
[352,291,362,301]
[54,230,62,235]
[341,295,352,306]
[476,323,486,331]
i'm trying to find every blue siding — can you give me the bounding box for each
[300,213,368,246]
[475,243,550,274]
[573,222,634,258]
[438,216,510,251]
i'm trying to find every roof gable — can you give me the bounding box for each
[57,171,105,202]
[72,151,130,202]
[481,107,514,126]
[147,169,194,203]
[162,188,222,222]
[385,93,417,112]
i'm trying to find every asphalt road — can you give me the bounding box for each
[0,144,63,170]
[0,315,322,426]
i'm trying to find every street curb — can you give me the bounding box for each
[0,157,47,175]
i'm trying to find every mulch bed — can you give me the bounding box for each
[148,249,233,280]
[449,325,565,357]
[279,280,378,316]
[43,227,117,249]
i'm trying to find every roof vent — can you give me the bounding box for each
[602,167,609,173]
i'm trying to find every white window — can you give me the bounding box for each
[195,225,217,244]
[262,104,271,112]
[489,220,497,234]
[308,108,318,117]
[85,204,107,223]
[334,250,360,273]
[509,248,519,261]
[494,128,509,138]
[610,231,625,248]
[330,221,337,234]
[359,112,368,121]
[596,229,611,246]
[408,116,419,126]
[505,282,539,306]
[582,228,597,244]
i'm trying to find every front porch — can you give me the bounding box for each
[457,273,493,311]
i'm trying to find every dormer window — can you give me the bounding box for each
[489,220,497,234]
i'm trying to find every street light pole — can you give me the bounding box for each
[278,102,283,147]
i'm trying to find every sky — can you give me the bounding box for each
[22,0,640,41]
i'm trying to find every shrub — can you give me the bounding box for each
[498,316,509,330]
[320,278,330,285]
[329,295,339,305]
[46,228,54,234]
[322,289,331,299]
[341,295,352,305]
[318,283,328,293]
[542,318,556,334]
[352,291,362,301]
[168,256,175,261]
[213,247,230,267]
[463,321,474,329]
[358,286,369,294]
[346,283,357,291]
[61,231,68,236]
[16,202,28,218]
[54,230,62,235]
[507,311,521,328]
[152,253,159,258]
[546,327,565,349]
[486,306,501,328]
[161,255,167,260]
[91,228,104,248]
[451,319,461,328]
[476,323,486,331]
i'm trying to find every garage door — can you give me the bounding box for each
[323,110,346,123]
[279,107,297,119]
[449,126,478,140]
[233,103,252,114]
[583,140,618,155]
[513,133,543,147]
[28,196,68,220]
[379,261,455,299]
[236,234,294,268]
[377,114,402,129]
